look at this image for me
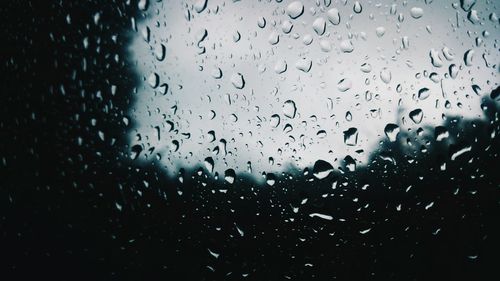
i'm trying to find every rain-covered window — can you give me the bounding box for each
[2,0,499,280]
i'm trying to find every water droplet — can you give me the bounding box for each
[317,130,327,138]
[312,17,326,35]
[295,58,312,73]
[450,145,472,161]
[268,32,279,45]
[207,130,216,142]
[282,20,293,33]
[460,0,476,12]
[384,123,400,142]
[359,228,371,234]
[138,0,148,11]
[283,100,297,118]
[274,60,287,74]
[302,34,313,45]
[353,1,362,13]
[448,64,458,79]
[434,126,449,141]
[344,155,356,172]
[442,47,454,60]
[270,114,281,128]
[343,127,358,146]
[171,140,179,152]
[194,0,208,13]
[286,1,304,19]
[266,173,276,186]
[231,73,245,89]
[207,248,219,259]
[375,26,386,37]
[402,36,410,49]
[429,49,443,67]
[345,111,353,121]
[319,40,332,52]
[429,72,440,83]
[204,157,214,173]
[409,109,423,124]
[467,10,480,24]
[464,49,474,66]
[360,63,372,73]
[312,160,334,180]
[224,169,236,184]
[211,67,223,79]
[309,213,333,220]
[410,7,424,19]
[148,72,159,88]
[155,44,166,61]
[490,86,500,101]
[418,87,430,100]
[380,68,392,84]
[472,84,481,96]
[232,31,241,42]
[257,16,266,28]
[130,144,143,160]
[337,78,352,92]
[340,40,354,53]
[327,8,340,25]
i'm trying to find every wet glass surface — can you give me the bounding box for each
[1,0,500,280]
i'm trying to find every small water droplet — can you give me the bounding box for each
[231,73,245,89]
[337,78,352,92]
[410,7,424,19]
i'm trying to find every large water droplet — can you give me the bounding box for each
[344,155,356,172]
[295,58,312,73]
[224,169,236,184]
[343,127,358,146]
[353,1,362,13]
[384,123,400,142]
[327,8,340,25]
[410,7,424,19]
[286,1,304,19]
[418,87,430,100]
[312,17,326,35]
[204,157,214,173]
[283,100,297,119]
[313,160,334,179]
[274,60,287,74]
[194,0,208,13]
[460,0,477,12]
